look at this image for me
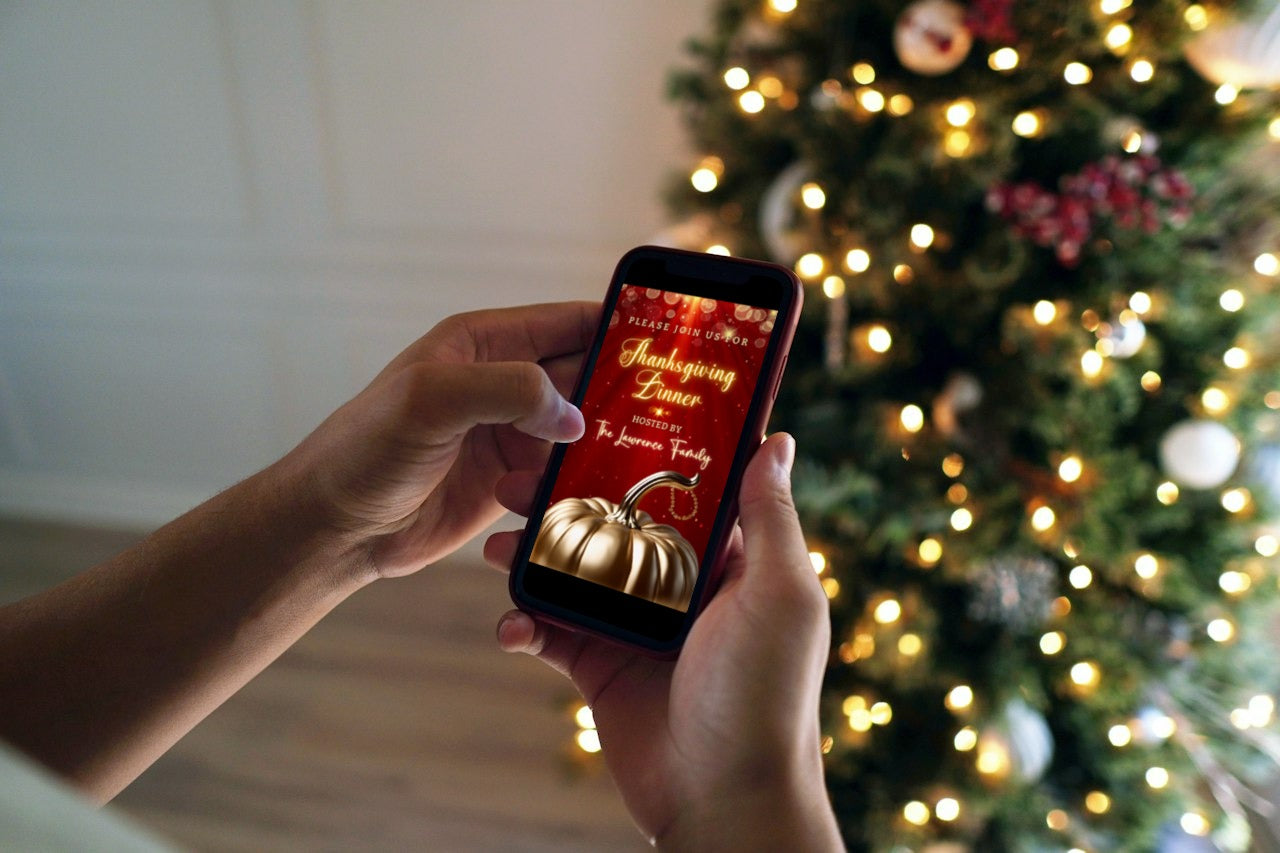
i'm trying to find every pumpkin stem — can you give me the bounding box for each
[609,470,701,528]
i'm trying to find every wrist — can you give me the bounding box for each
[231,455,377,596]
[655,756,843,852]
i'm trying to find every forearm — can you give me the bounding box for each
[0,460,368,802]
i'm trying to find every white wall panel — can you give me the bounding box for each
[0,1,249,233]
[0,1,711,528]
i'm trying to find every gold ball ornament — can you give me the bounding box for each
[532,471,701,610]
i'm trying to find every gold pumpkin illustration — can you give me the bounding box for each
[531,470,701,610]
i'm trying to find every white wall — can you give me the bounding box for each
[0,0,711,528]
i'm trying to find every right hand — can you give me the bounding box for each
[485,433,844,851]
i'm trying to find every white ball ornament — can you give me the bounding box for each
[1099,316,1146,359]
[1184,0,1280,88]
[759,161,814,266]
[894,0,973,76]
[1159,419,1241,490]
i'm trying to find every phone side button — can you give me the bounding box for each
[771,356,788,399]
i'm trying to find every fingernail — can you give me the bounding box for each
[496,613,519,648]
[559,399,585,441]
[777,432,796,475]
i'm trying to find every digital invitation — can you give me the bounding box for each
[531,284,778,612]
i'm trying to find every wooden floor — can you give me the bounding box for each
[0,517,648,852]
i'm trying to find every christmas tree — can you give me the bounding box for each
[662,0,1280,849]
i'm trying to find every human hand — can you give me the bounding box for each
[275,301,598,583]
[485,434,843,851]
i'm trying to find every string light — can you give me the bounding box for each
[867,324,893,352]
[1058,455,1083,482]
[1033,300,1057,324]
[801,182,827,209]
[1220,288,1245,311]
[942,453,964,477]
[796,252,825,278]
[898,633,923,655]
[1140,371,1162,392]
[1129,291,1152,313]
[1109,723,1132,746]
[989,47,1020,71]
[1156,481,1180,505]
[1070,660,1101,688]
[575,704,601,753]
[1040,631,1066,655]
[851,62,876,84]
[1256,252,1280,276]
[757,75,784,99]
[944,129,972,157]
[1012,110,1043,138]
[822,275,845,298]
[1104,23,1133,51]
[1031,505,1056,532]
[1185,4,1209,30]
[1215,83,1239,105]
[1134,553,1159,579]
[845,248,871,273]
[857,87,886,112]
[874,597,903,624]
[1218,570,1250,594]
[822,577,841,599]
[903,801,930,825]
[910,223,935,249]
[946,684,975,711]
[951,508,974,531]
[1201,386,1229,414]
[1101,0,1133,13]
[1249,694,1275,726]
[1129,59,1155,83]
[918,538,943,566]
[893,263,915,283]
[1207,618,1235,642]
[1064,62,1093,85]
[945,98,976,127]
[1221,488,1250,513]
[976,740,1010,776]
[1181,813,1211,836]
[1271,116,1280,139]
[706,244,731,256]
[1256,534,1279,556]
[1046,810,1069,831]
[947,483,968,503]
[1085,791,1112,814]
[900,404,925,433]
[1081,350,1104,378]
[1223,346,1250,369]
[935,798,961,822]
[1145,766,1170,789]
[954,726,978,751]
[767,0,797,13]
[723,67,750,90]
[887,94,914,116]
[1069,565,1093,589]
[739,90,765,113]
[690,157,723,192]
[809,551,826,573]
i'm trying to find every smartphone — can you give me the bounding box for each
[508,245,802,655]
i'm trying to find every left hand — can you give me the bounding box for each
[275,301,598,582]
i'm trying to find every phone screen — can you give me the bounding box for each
[513,248,799,650]
[535,283,779,609]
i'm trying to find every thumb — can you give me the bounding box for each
[734,433,813,589]
[397,361,585,443]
